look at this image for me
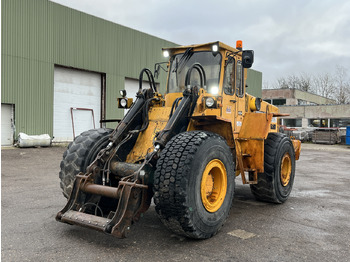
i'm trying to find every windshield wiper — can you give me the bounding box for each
[173,47,193,73]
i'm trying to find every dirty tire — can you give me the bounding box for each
[153,131,235,239]
[59,128,113,198]
[250,132,295,203]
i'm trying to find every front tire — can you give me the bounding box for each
[153,131,235,239]
[250,132,296,203]
[59,128,113,198]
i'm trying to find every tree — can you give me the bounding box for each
[273,73,312,92]
[275,77,289,89]
[313,72,334,99]
[270,66,350,104]
[299,73,312,92]
[334,65,350,104]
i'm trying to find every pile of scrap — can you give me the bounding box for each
[280,126,310,142]
[312,128,340,145]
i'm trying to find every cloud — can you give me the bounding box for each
[50,0,350,83]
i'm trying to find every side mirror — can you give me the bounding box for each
[242,50,254,68]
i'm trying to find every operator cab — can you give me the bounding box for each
[164,41,254,96]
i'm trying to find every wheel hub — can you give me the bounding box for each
[200,159,227,213]
[281,153,292,186]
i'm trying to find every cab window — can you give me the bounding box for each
[236,60,244,97]
[167,51,222,93]
[223,58,234,95]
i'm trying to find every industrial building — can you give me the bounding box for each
[262,88,336,106]
[1,0,262,146]
[1,0,175,145]
[263,88,350,129]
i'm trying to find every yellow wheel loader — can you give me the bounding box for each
[56,41,301,239]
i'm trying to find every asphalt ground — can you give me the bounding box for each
[1,143,350,262]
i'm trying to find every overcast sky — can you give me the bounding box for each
[51,0,350,85]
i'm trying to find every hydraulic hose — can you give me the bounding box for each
[139,68,157,93]
[184,63,207,89]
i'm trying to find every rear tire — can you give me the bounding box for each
[153,131,235,239]
[250,132,295,203]
[59,128,113,198]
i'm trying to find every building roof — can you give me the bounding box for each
[262,88,336,105]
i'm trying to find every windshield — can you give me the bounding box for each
[167,51,222,94]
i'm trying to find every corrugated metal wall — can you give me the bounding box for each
[1,0,175,136]
[246,69,262,98]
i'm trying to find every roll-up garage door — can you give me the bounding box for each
[124,78,159,115]
[1,104,14,146]
[53,66,101,142]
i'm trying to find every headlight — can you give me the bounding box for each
[209,86,219,95]
[163,50,169,58]
[118,97,133,108]
[119,90,127,97]
[205,97,215,108]
[120,98,127,108]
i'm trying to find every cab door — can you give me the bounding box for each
[221,55,236,124]
[234,59,245,132]
[221,57,245,133]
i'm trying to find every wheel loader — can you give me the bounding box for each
[56,41,301,239]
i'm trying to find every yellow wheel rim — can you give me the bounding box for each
[200,159,227,213]
[281,153,292,186]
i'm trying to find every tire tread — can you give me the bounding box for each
[250,132,291,203]
[59,128,113,198]
[154,131,233,239]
